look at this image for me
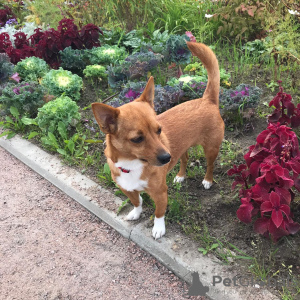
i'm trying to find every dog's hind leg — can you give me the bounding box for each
[174,151,189,183]
[122,190,143,220]
[202,146,219,189]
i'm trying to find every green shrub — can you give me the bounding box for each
[85,45,127,65]
[0,82,46,117]
[59,47,87,75]
[41,68,83,101]
[14,57,49,82]
[212,0,267,41]
[83,65,107,79]
[36,95,81,135]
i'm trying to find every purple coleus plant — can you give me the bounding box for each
[228,88,300,242]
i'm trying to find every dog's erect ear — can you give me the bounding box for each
[135,76,155,108]
[91,103,119,134]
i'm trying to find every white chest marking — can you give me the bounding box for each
[115,159,148,192]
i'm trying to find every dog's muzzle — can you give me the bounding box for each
[157,152,171,165]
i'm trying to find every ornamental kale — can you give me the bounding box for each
[41,68,83,101]
[85,45,127,65]
[108,81,183,113]
[59,47,87,75]
[0,82,47,117]
[0,53,14,84]
[167,75,207,99]
[219,84,262,112]
[164,34,191,65]
[14,56,49,82]
[228,89,300,242]
[107,51,163,87]
[36,95,81,136]
[83,65,107,80]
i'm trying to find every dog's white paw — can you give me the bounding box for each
[202,179,212,189]
[174,176,185,183]
[152,216,165,240]
[125,195,143,220]
[125,206,142,220]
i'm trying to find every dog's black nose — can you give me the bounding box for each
[157,152,171,165]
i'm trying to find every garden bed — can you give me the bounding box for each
[1,1,300,299]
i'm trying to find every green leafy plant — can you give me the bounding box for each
[85,45,127,65]
[41,121,88,160]
[14,56,49,82]
[41,68,83,101]
[59,47,87,75]
[35,95,81,136]
[0,82,46,117]
[242,39,269,63]
[198,243,219,255]
[83,65,107,80]
[0,106,34,139]
[140,24,170,54]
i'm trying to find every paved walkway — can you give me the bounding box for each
[0,147,206,300]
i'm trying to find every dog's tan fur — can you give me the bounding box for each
[92,42,224,238]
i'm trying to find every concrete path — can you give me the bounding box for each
[0,147,204,300]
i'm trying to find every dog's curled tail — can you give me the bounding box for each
[186,41,220,104]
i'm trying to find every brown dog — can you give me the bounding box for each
[92,42,224,239]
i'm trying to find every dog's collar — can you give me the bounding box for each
[118,167,131,173]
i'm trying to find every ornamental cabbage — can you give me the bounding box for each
[0,81,46,117]
[41,68,83,101]
[83,65,107,79]
[36,95,81,135]
[14,56,49,82]
[85,45,127,65]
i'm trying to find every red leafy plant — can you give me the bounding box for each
[0,6,15,27]
[1,18,103,67]
[268,82,300,128]
[228,89,300,242]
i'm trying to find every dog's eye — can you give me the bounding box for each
[157,127,162,135]
[131,136,144,144]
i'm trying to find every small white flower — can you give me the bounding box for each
[205,14,214,18]
[288,9,300,15]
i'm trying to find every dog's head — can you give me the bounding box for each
[92,77,171,166]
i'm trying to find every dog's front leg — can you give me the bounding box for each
[147,186,168,240]
[121,189,143,221]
